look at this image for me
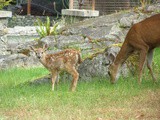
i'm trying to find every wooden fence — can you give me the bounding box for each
[73,0,141,15]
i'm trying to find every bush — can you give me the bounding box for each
[35,16,59,40]
[140,0,152,10]
[0,0,12,10]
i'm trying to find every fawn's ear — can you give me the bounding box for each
[43,44,48,51]
[30,46,35,52]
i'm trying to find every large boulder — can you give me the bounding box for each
[0,54,40,69]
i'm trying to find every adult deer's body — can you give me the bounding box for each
[108,13,160,84]
[31,45,82,91]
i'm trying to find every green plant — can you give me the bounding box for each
[140,0,152,10]
[0,0,12,10]
[35,16,59,40]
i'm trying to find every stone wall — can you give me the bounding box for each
[0,11,12,35]
[0,3,160,81]
[7,15,57,27]
[0,11,127,80]
[7,14,92,28]
[0,11,148,79]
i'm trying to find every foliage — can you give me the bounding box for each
[0,0,12,10]
[140,0,152,10]
[133,0,153,13]
[35,16,60,40]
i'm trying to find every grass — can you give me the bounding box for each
[0,49,160,120]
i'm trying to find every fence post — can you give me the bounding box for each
[27,0,31,15]
[69,0,74,9]
[92,0,95,10]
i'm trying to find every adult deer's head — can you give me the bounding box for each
[107,52,118,84]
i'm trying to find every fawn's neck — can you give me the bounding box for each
[39,54,48,67]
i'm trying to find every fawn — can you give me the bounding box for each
[31,44,82,91]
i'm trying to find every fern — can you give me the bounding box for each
[45,16,51,36]
[140,0,151,10]
[0,0,12,10]
[36,18,47,38]
[35,16,60,40]
[50,22,59,36]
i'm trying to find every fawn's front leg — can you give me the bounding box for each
[51,71,58,91]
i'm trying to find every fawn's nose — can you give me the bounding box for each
[36,53,41,59]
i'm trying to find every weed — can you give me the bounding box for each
[35,16,60,41]
[0,0,12,10]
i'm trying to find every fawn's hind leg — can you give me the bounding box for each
[66,64,79,91]
[51,71,58,91]
[70,68,79,92]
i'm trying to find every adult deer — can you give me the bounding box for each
[31,44,82,91]
[108,13,160,84]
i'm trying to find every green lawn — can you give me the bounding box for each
[0,49,160,120]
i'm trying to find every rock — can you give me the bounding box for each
[146,3,160,12]
[6,26,38,35]
[61,12,125,39]
[79,53,110,80]
[105,46,121,64]
[40,35,85,49]
[0,54,41,70]
[29,74,51,85]
[119,13,138,27]
[0,37,8,55]
[119,16,132,28]
[107,24,125,42]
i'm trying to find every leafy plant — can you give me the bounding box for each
[0,0,12,10]
[140,0,151,10]
[35,16,59,40]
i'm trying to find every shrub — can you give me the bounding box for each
[0,0,12,10]
[140,0,152,10]
[35,16,59,40]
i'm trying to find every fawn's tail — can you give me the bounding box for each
[78,53,83,64]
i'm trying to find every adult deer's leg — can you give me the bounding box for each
[147,49,157,82]
[138,45,149,84]
[130,37,149,84]
[51,71,58,91]
[66,64,79,91]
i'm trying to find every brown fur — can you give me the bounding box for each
[108,13,160,84]
[31,46,82,91]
